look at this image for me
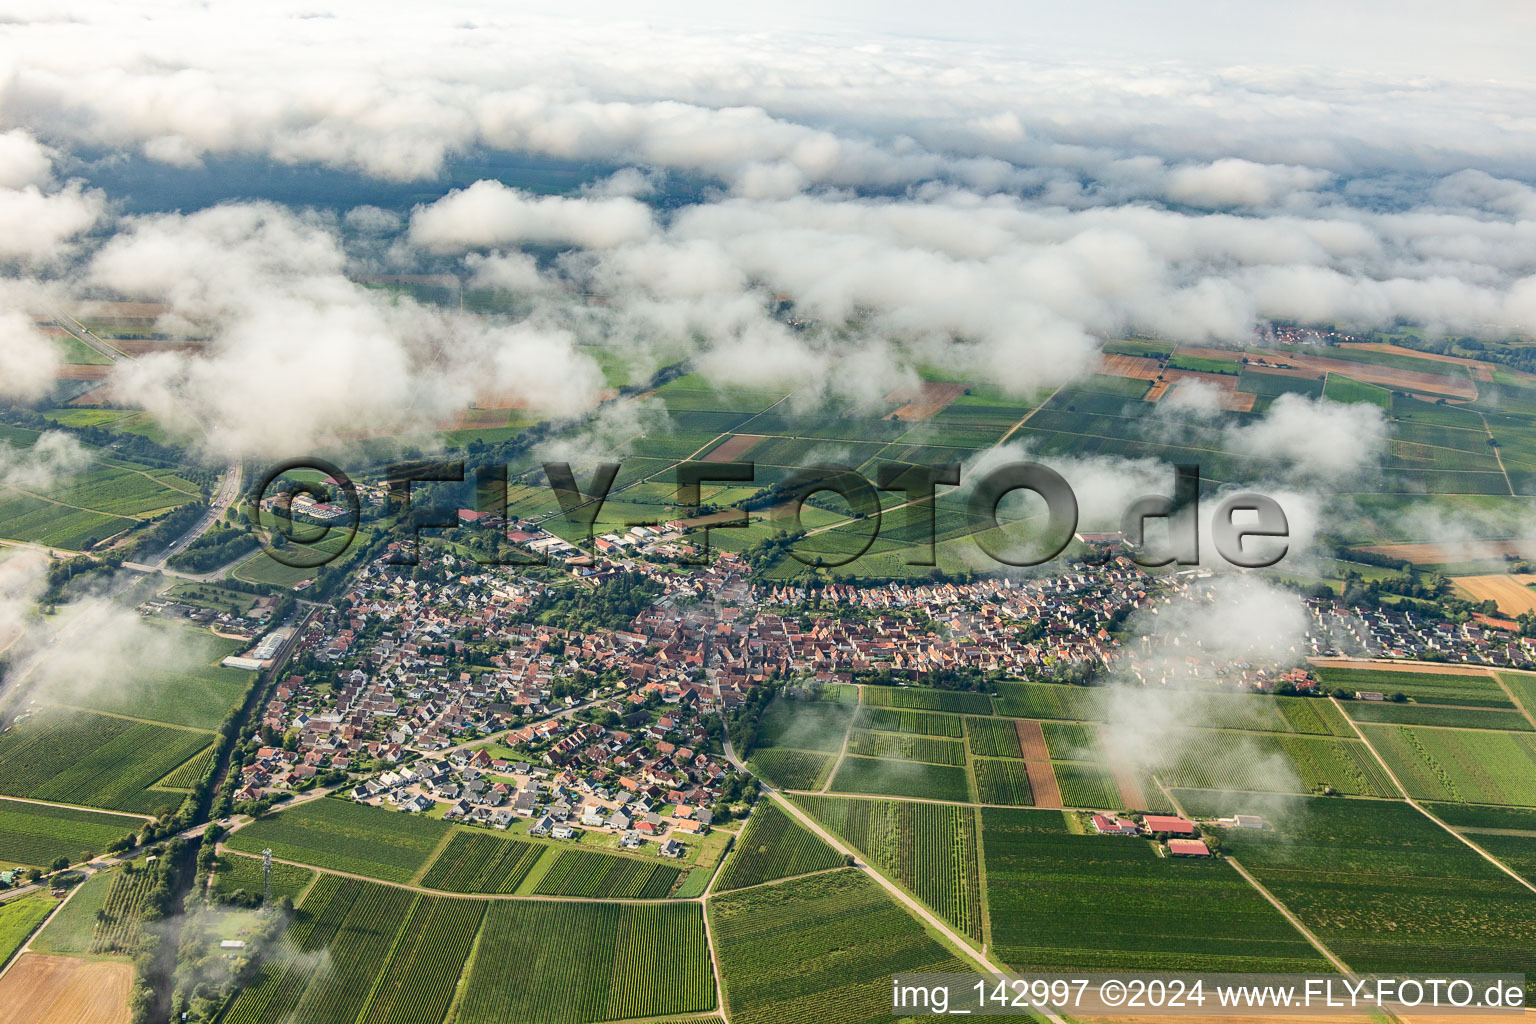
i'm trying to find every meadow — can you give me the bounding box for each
[0,799,142,868]
[31,869,113,955]
[829,755,971,802]
[981,807,1330,973]
[710,869,973,1024]
[0,892,55,969]
[225,799,449,883]
[1361,724,1536,805]
[792,795,983,940]
[714,800,843,892]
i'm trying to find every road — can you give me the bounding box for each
[131,462,245,572]
[48,307,125,363]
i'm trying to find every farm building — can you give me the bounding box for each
[1091,814,1140,835]
[1144,815,1196,835]
[1356,691,1386,701]
[1217,814,1265,829]
[1167,839,1211,857]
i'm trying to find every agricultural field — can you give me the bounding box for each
[0,954,132,1024]
[964,717,1023,758]
[745,749,834,791]
[981,808,1330,973]
[792,795,983,940]
[1323,373,1391,407]
[1052,762,1122,808]
[1468,833,1536,886]
[1041,721,1100,759]
[972,758,1035,805]
[211,852,315,903]
[89,863,158,954]
[1342,701,1533,731]
[356,895,487,1024]
[156,746,216,790]
[1423,802,1536,831]
[0,708,211,814]
[1500,672,1536,715]
[861,686,993,715]
[845,729,965,765]
[224,799,449,883]
[992,681,1102,721]
[1361,725,1536,805]
[1208,796,1536,984]
[852,707,964,737]
[753,698,854,754]
[418,830,544,894]
[710,869,973,1024]
[714,800,843,892]
[829,755,971,802]
[223,875,447,1024]
[457,900,713,1024]
[1316,666,1515,708]
[532,849,682,898]
[0,799,141,868]
[0,892,56,968]
[55,623,251,730]
[1153,730,1397,797]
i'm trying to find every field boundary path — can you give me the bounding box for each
[1224,856,1354,976]
[1333,695,1536,898]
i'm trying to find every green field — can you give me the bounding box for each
[212,852,315,903]
[1053,762,1121,808]
[982,807,1330,973]
[965,717,1023,758]
[457,900,714,1024]
[792,795,982,940]
[1361,725,1536,805]
[852,707,964,737]
[845,729,965,765]
[90,862,159,953]
[861,686,994,716]
[1042,722,1100,759]
[225,799,449,883]
[1323,373,1391,407]
[418,830,545,894]
[1154,730,1397,797]
[0,799,141,867]
[829,756,971,802]
[1317,667,1514,708]
[746,749,834,791]
[714,800,843,892]
[1205,796,1536,984]
[993,681,1102,721]
[1468,832,1536,886]
[223,875,481,1024]
[0,891,55,967]
[56,623,252,730]
[1423,802,1536,831]
[754,698,854,754]
[0,708,211,814]
[31,869,113,955]
[531,848,682,899]
[972,758,1035,805]
[710,869,973,1024]
[1342,701,1533,731]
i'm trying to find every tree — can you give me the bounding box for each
[49,856,69,873]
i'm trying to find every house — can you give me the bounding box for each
[1143,815,1197,836]
[659,838,683,858]
[530,814,554,836]
[1168,839,1211,857]
[551,824,577,840]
